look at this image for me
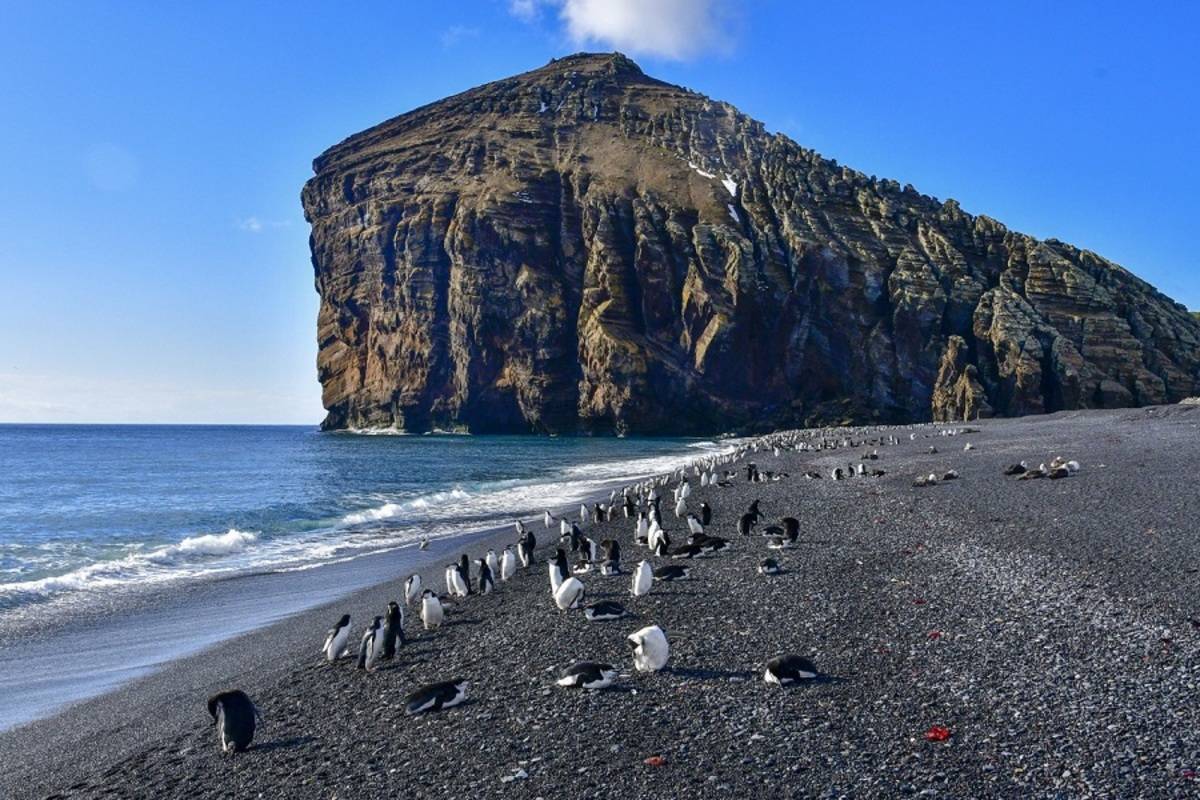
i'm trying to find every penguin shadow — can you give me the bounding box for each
[250,735,317,754]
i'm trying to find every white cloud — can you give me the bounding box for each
[236,216,291,233]
[441,25,481,47]
[511,0,734,61]
[508,0,542,22]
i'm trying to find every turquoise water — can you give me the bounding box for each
[0,425,727,615]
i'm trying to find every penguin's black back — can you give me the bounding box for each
[207,690,256,751]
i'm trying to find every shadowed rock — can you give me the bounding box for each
[302,52,1200,433]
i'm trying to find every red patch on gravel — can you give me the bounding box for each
[912,598,927,605]
[927,630,942,640]
[924,726,952,742]
[643,755,666,767]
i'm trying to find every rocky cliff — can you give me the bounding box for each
[302,53,1200,433]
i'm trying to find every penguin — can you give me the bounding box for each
[737,512,756,536]
[635,512,649,544]
[357,616,383,670]
[405,679,469,714]
[380,601,406,658]
[458,554,473,595]
[500,546,517,581]
[1004,461,1029,476]
[653,564,690,581]
[763,654,819,685]
[519,529,536,567]
[628,625,670,672]
[549,548,569,592]
[418,538,430,550]
[580,504,590,524]
[781,517,800,543]
[631,560,653,597]
[746,499,761,522]
[476,558,495,595]
[554,576,586,610]
[583,600,626,621]
[674,497,687,518]
[556,661,617,690]
[207,690,258,753]
[700,502,712,526]
[581,537,600,563]
[942,470,960,481]
[598,545,618,576]
[679,480,691,500]
[544,510,555,529]
[485,549,500,577]
[623,495,636,518]
[651,529,672,557]
[404,574,422,606]
[446,564,468,598]
[514,519,527,536]
[759,558,782,576]
[672,544,704,559]
[420,589,444,630]
[686,514,704,536]
[322,614,351,662]
[701,536,730,555]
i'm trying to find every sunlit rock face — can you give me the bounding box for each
[302,53,1200,433]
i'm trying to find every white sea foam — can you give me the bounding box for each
[0,440,738,608]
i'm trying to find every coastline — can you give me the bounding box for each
[2,406,1199,798]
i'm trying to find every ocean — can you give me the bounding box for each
[0,424,730,729]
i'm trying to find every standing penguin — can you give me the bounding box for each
[380,601,406,659]
[519,529,537,567]
[356,616,383,670]
[549,548,569,592]
[207,690,258,753]
[499,545,517,581]
[631,560,653,597]
[635,512,649,544]
[628,625,670,672]
[404,574,422,606]
[543,510,555,529]
[445,564,467,598]
[686,514,704,536]
[322,614,351,662]
[600,539,621,574]
[700,502,712,526]
[674,496,687,518]
[485,549,500,577]
[420,590,444,630]
[477,558,495,595]
[737,512,756,536]
[457,554,473,595]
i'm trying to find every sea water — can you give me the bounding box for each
[0,424,729,728]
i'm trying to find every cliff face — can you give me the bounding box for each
[302,53,1200,433]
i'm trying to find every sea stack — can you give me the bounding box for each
[302,53,1200,434]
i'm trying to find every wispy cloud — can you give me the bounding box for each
[441,24,481,47]
[236,216,291,233]
[509,0,736,61]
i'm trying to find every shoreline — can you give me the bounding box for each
[2,406,1199,798]
[0,436,736,732]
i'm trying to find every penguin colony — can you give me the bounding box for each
[206,421,1074,753]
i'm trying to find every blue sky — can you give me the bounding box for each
[1,1,1196,424]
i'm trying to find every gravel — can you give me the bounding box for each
[4,405,1200,799]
